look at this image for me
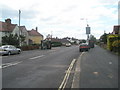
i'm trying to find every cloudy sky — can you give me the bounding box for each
[0,0,119,39]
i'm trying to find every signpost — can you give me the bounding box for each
[86,24,91,41]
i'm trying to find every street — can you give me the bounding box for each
[2,45,80,88]
[79,45,118,88]
[1,45,119,89]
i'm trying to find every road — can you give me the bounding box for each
[79,45,118,88]
[1,45,119,89]
[2,45,80,88]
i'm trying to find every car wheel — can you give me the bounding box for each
[18,50,21,54]
[8,51,11,56]
[79,49,81,52]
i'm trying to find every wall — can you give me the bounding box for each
[29,35,43,44]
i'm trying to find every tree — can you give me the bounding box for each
[81,39,86,43]
[2,34,25,47]
[89,35,96,42]
[100,33,109,44]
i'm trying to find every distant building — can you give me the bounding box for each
[0,18,19,44]
[28,28,44,44]
[112,25,120,34]
[60,38,70,45]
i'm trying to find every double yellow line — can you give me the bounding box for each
[58,59,76,90]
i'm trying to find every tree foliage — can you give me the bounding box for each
[89,35,96,42]
[2,34,25,47]
[100,33,109,44]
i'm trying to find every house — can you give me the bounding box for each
[112,25,120,34]
[28,28,44,44]
[19,26,29,45]
[0,18,19,44]
[60,38,70,45]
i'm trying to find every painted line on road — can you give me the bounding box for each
[58,59,76,90]
[0,61,22,69]
[71,52,86,88]
[29,55,45,60]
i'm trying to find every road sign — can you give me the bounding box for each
[86,26,91,34]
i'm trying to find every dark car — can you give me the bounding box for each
[79,43,90,52]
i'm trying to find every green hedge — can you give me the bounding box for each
[112,40,120,53]
[107,34,120,53]
[51,42,62,47]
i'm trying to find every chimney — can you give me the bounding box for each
[36,27,38,32]
[5,18,11,24]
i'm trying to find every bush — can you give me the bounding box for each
[112,40,120,53]
[112,40,120,47]
[107,34,120,51]
[51,42,62,47]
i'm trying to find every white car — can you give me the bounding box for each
[0,45,21,55]
[66,43,71,47]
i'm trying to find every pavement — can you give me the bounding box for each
[72,45,119,88]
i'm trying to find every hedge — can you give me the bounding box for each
[51,42,62,47]
[107,34,120,51]
[112,40,120,53]
[107,34,120,53]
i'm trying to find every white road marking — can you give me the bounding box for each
[0,61,22,69]
[58,59,76,90]
[29,55,45,60]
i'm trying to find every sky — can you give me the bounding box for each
[0,0,119,39]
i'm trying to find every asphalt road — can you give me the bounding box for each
[79,45,118,88]
[2,45,80,88]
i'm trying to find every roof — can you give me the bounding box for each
[0,21,17,32]
[28,29,43,37]
[60,39,69,43]
[19,26,27,31]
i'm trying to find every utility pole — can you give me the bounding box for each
[19,10,21,46]
[19,10,21,27]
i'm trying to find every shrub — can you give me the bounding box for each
[112,40,120,53]
[107,34,120,51]
[51,42,62,47]
[112,40,120,47]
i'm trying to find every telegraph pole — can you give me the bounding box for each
[19,10,21,26]
[19,10,21,46]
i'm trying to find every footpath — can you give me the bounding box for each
[72,45,119,89]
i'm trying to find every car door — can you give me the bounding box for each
[12,46,18,54]
[9,46,16,54]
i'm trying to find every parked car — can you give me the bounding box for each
[66,43,71,47]
[0,45,21,55]
[79,43,90,52]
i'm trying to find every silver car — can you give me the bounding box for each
[0,45,21,55]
